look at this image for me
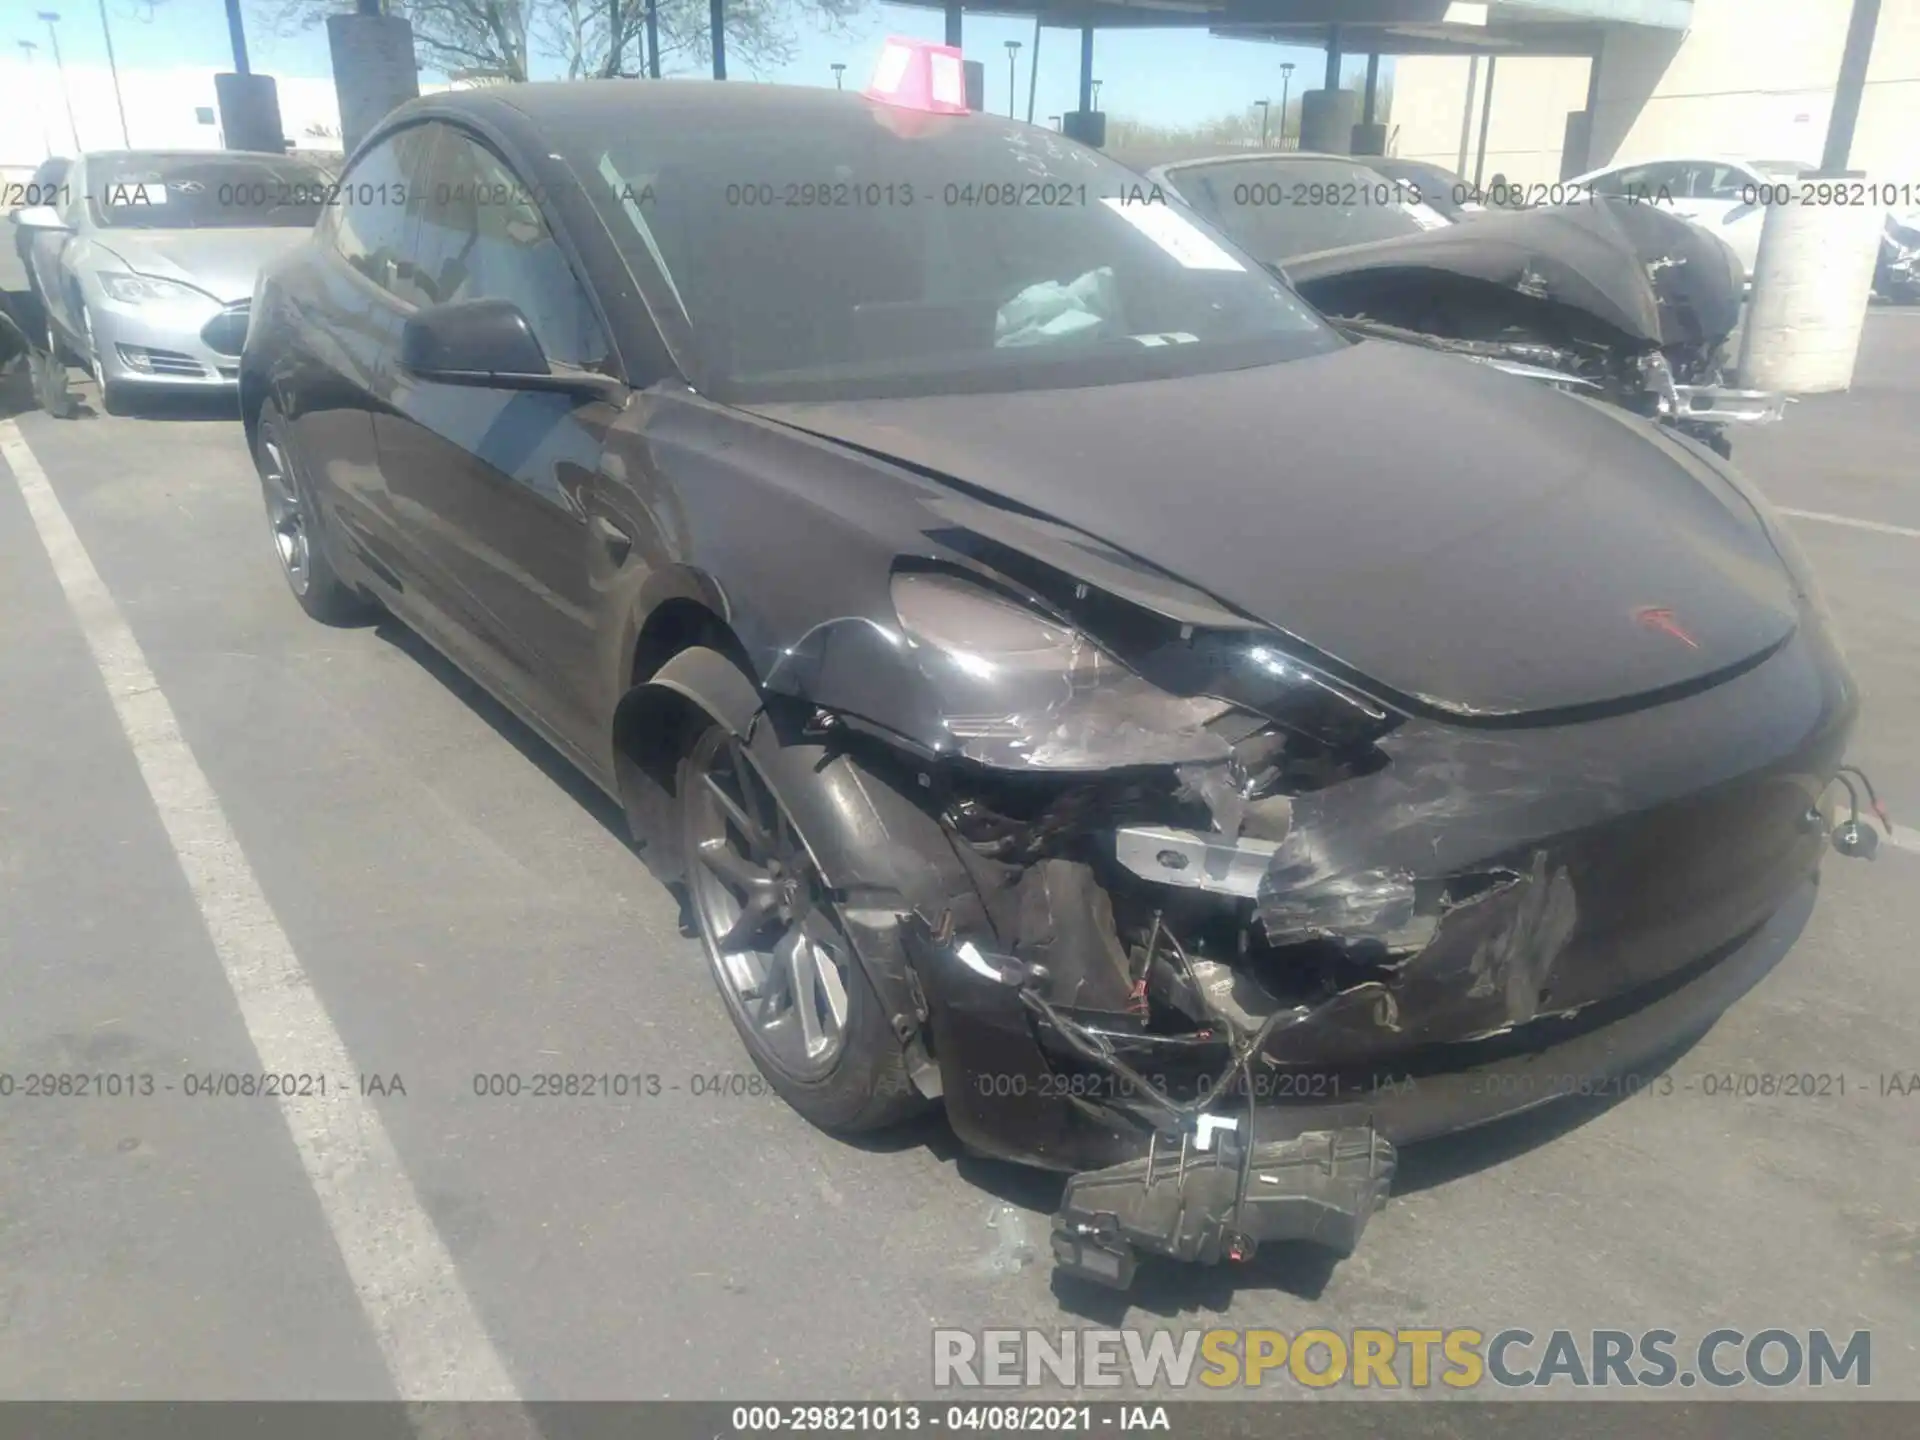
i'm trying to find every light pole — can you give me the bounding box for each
[221,0,248,73]
[17,41,57,159]
[1822,0,1884,172]
[16,41,58,159]
[1090,78,1102,109]
[37,13,81,155]
[1026,15,1040,124]
[1255,98,1270,147]
[96,0,130,147]
[1279,61,1295,145]
[830,61,845,90]
[1005,39,1021,119]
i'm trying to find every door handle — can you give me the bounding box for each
[591,514,632,565]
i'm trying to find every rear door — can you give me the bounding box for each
[373,121,626,759]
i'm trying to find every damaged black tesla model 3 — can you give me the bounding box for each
[241,78,1874,1290]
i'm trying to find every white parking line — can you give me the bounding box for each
[0,420,535,1416]
[1777,507,1920,540]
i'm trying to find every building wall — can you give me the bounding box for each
[1388,0,1920,182]
[1391,54,1592,186]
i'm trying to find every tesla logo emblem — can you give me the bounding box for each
[1634,606,1699,649]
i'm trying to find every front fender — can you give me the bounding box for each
[648,644,761,740]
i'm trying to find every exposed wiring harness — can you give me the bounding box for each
[1838,764,1893,835]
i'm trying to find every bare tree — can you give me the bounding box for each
[1106,82,1392,162]
[256,0,863,85]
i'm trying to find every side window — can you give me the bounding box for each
[1595,163,1683,201]
[330,127,434,299]
[410,127,610,369]
[1692,164,1750,201]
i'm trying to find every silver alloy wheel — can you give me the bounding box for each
[258,437,312,595]
[684,729,852,1080]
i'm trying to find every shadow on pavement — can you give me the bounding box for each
[371,616,634,848]
[102,386,243,423]
[0,363,36,421]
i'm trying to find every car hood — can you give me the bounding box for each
[744,340,1799,720]
[92,227,309,305]
[1282,199,1745,351]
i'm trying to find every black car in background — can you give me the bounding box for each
[1881,210,1920,303]
[1356,155,1487,221]
[1144,150,1782,456]
[242,81,1866,1289]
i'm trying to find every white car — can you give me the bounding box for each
[1563,156,1814,279]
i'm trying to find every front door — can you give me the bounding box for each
[373,122,626,760]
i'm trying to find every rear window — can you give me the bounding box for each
[88,153,337,230]
[1161,157,1450,260]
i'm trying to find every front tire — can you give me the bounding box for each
[98,378,135,417]
[30,314,79,420]
[77,304,134,416]
[678,718,922,1134]
[254,404,378,625]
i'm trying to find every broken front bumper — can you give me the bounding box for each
[918,873,1815,1272]
[1663,384,1789,426]
[885,609,1853,1285]
[1641,352,1787,428]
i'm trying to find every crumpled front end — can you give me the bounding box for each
[752,521,1857,1286]
[910,621,1851,1284]
[686,382,1872,1287]
[1284,198,1784,455]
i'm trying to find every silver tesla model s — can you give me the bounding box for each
[11,148,337,412]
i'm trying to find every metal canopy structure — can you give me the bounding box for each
[1214,0,1693,56]
[883,1,1696,140]
[890,1,1691,52]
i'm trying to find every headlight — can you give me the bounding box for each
[890,570,1236,770]
[97,272,209,306]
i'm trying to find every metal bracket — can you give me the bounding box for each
[1113,825,1281,899]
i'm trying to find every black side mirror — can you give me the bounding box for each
[399,298,623,402]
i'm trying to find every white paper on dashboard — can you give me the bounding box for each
[1100,197,1245,272]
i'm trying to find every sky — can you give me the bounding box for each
[3,0,1373,132]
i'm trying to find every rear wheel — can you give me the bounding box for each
[678,718,921,1133]
[254,405,378,625]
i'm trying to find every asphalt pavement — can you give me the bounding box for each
[1,313,1918,1405]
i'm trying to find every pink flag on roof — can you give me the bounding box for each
[865,37,971,115]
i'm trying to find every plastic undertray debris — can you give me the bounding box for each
[1050,1125,1396,1289]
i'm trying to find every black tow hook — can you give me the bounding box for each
[1828,764,1892,861]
